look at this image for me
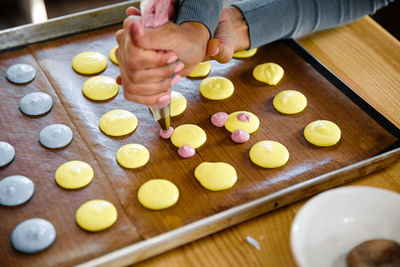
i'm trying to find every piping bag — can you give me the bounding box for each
[138,0,174,130]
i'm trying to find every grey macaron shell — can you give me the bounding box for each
[39,124,73,149]
[11,218,56,253]
[6,64,36,84]
[0,175,35,206]
[19,92,53,116]
[0,141,15,167]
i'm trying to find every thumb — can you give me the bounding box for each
[207,39,221,57]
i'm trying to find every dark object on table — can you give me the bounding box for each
[346,239,400,267]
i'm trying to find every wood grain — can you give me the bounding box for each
[135,17,400,267]
[0,49,141,267]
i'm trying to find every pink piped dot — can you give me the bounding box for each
[211,112,228,127]
[178,145,196,158]
[159,127,174,139]
[231,130,250,143]
[237,112,251,122]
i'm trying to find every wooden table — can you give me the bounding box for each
[136,17,400,267]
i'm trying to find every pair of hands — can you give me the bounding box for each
[115,6,244,106]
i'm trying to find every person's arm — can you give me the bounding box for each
[175,0,223,38]
[232,0,393,49]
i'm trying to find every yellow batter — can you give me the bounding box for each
[199,76,234,100]
[233,48,258,58]
[82,75,119,101]
[99,109,138,136]
[188,61,211,77]
[304,120,341,147]
[224,111,260,134]
[194,162,237,191]
[249,140,289,168]
[170,91,187,117]
[171,124,207,148]
[116,144,150,169]
[137,179,179,210]
[253,62,284,85]
[55,160,94,189]
[273,90,307,114]
[75,200,118,232]
[109,45,119,65]
[72,51,107,75]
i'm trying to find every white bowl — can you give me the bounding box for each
[290,186,400,267]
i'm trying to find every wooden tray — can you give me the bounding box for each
[1,3,399,266]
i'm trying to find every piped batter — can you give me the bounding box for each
[116,144,150,169]
[99,109,138,136]
[211,112,228,127]
[82,75,119,101]
[170,91,187,117]
[171,124,206,149]
[75,200,118,232]
[253,62,284,85]
[231,130,250,143]
[224,111,259,134]
[233,48,258,58]
[194,162,237,191]
[18,92,53,116]
[11,218,56,254]
[39,124,73,149]
[188,61,211,78]
[178,145,195,158]
[137,179,179,210]
[304,120,341,146]
[273,90,307,114]
[200,76,234,100]
[0,141,15,167]
[160,127,174,139]
[249,140,289,168]
[109,45,119,65]
[72,51,107,75]
[0,175,34,206]
[55,161,94,189]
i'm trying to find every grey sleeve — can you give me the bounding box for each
[175,0,223,38]
[232,0,392,48]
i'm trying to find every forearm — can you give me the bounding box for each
[175,0,223,38]
[232,0,392,48]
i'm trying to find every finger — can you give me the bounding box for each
[206,39,221,57]
[130,21,177,50]
[126,6,141,16]
[129,61,184,84]
[115,29,124,45]
[123,89,171,106]
[123,76,176,96]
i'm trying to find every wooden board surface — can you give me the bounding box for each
[1,22,399,266]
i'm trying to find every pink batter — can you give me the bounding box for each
[159,127,174,139]
[140,0,173,28]
[237,112,251,122]
[178,145,195,158]
[211,112,228,127]
[231,130,250,143]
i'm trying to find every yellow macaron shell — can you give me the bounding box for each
[75,200,118,231]
[194,162,237,191]
[224,111,260,134]
[253,62,284,85]
[171,124,207,148]
[55,160,94,189]
[170,91,187,117]
[82,75,119,101]
[304,120,341,147]
[188,61,211,78]
[233,48,258,58]
[249,140,289,168]
[72,51,107,75]
[273,90,307,114]
[99,109,138,136]
[116,144,150,169]
[109,45,119,65]
[137,179,179,210]
[199,76,234,100]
